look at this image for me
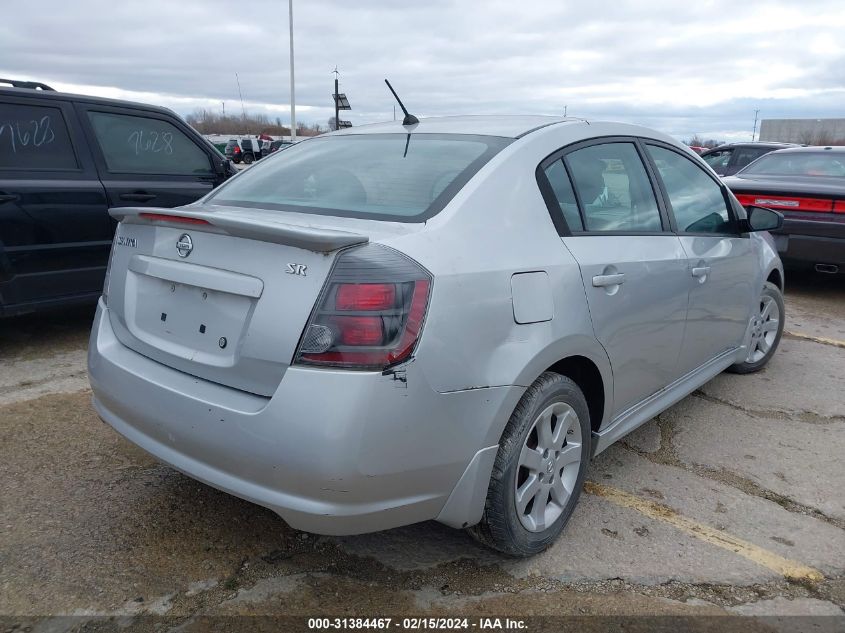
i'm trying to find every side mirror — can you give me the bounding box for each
[743,206,783,232]
[218,158,237,179]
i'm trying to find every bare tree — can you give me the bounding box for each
[185,109,327,137]
[686,135,723,149]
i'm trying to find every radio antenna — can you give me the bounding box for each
[384,79,418,126]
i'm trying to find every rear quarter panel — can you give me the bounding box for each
[373,123,671,436]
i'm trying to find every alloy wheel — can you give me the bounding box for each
[515,402,582,532]
[746,294,780,363]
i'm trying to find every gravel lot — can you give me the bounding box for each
[1,271,843,628]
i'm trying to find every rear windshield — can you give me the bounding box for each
[740,152,845,177]
[206,133,511,221]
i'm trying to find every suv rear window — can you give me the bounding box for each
[207,134,510,221]
[0,103,77,170]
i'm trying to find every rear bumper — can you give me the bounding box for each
[773,214,845,269]
[88,300,520,535]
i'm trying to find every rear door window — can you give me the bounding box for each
[87,111,213,175]
[646,144,733,234]
[564,142,663,232]
[0,103,78,170]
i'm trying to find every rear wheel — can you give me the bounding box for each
[728,281,784,374]
[243,153,254,165]
[468,372,590,556]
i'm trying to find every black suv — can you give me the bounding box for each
[0,79,236,316]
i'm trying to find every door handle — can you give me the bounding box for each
[691,266,711,278]
[119,192,157,202]
[0,193,19,204]
[592,273,626,287]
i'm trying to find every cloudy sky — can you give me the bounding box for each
[3,0,844,141]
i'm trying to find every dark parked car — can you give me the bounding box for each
[701,142,798,176]
[0,80,236,316]
[268,139,293,154]
[723,146,845,274]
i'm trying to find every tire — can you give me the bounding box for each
[727,281,785,374]
[468,372,591,556]
[243,153,254,165]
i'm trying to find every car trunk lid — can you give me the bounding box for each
[105,205,412,396]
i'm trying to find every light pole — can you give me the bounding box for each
[289,0,296,143]
[752,109,760,142]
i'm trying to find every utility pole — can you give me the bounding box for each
[564,105,568,117]
[235,72,247,134]
[752,109,760,141]
[289,0,296,142]
[222,101,225,117]
[334,68,340,132]
[331,68,351,130]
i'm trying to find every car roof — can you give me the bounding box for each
[707,142,798,151]
[0,85,177,117]
[764,145,845,154]
[330,115,582,139]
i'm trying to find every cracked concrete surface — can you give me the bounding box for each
[1,272,843,623]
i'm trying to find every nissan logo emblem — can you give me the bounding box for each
[176,234,193,258]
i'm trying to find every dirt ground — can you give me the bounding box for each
[1,271,843,631]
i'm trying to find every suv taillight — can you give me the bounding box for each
[294,245,432,370]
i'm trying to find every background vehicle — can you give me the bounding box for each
[224,138,264,164]
[724,146,845,274]
[0,80,236,317]
[88,116,784,556]
[701,142,798,176]
[268,139,293,154]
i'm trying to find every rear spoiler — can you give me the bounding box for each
[110,207,369,253]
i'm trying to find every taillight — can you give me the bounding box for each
[329,316,384,345]
[336,283,396,310]
[834,201,845,214]
[735,194,833,213]
[294,244,432,370]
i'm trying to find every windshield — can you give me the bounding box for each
[206,133,511,221]
[740,152,845,177]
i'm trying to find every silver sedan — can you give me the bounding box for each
[88,116,784,556]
